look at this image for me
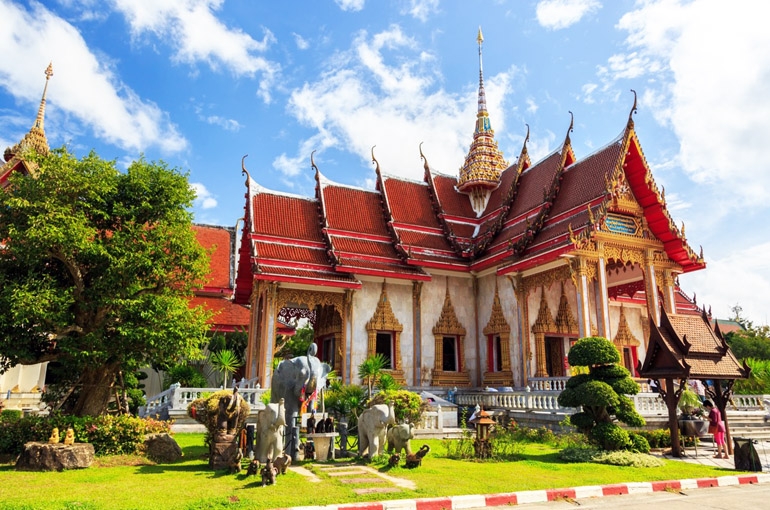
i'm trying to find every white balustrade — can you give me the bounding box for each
[140,385,268,418]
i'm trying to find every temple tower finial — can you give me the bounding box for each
[457,27,507,217]
[34,63,54,132]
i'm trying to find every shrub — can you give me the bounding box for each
[567,336,621,366]
[0,409,22,421]
[163,363,208,390]
[592,450,665,467]
[559,444,600,463]
[368,389,427,425]
[0,413,171,456]
[590,422,631,451]
[628,432,651,453]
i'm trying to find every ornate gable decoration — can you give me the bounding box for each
[531,286,556,334]
[612,305,640,347]
[554,282,578,335]
[606,167,643,216]
[433,286,466,336]
[483,282,510,335]
[366,282,403,333]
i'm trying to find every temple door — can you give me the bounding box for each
[545,336,564,377]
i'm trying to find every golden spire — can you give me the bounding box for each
[2,63,53,171]
[34,63,54,132]
[457,27,507,216]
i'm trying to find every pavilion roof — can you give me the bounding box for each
[638,307,749,380]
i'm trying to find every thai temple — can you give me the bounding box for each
[231,29,707,390]
[2,30,717,405]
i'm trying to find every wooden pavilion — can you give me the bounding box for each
[638,307,749,456]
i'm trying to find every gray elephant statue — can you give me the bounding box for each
[387,423,414,455]
[358,401,396,459]
[256,398,286,463]
[271,345,332,454]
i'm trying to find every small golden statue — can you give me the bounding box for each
[48,427,60,444]
[63,428,75,445]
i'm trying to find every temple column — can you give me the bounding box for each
[643,249,661,326]
[261,283,278,388]
[412,281,423,386]
[534,332,547,377]
[574,257,592,338]
[596,245,611,337]
[510,275,531,386]
[342,290,353,384]
[244,281,262,381]
[662,270,677,314]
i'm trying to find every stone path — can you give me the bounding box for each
[313,463,416,496]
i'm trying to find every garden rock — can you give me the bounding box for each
[144,433,182,463]
[15,442,94,471]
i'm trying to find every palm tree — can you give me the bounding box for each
[209,348,244,388]
[358,353,389,398]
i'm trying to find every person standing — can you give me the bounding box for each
[704,400,728,459]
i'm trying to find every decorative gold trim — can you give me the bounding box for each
[365,281,406,385]
[555,282,579,335]
[431,281,470,387]
[612,305,640,347]
[482,281,513,386]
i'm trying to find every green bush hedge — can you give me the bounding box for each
[0,413,171,456]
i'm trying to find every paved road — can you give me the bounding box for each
[480,482,770,509]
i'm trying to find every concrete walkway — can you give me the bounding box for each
[664,439,770,470]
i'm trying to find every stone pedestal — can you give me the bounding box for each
[306,432,337,461]
[210,434,238,470]
[16,442,94,471]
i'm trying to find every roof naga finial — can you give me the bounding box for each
[241,154,252,183]
[419,141,430,174]
[310,150,318,174]
[371,145,380,174]
[628,89,638,126]
[524,123,530,146]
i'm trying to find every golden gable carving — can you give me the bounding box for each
[555,282,578,335]
[366,282,405,384]
[613,305,640,347]
[532,286,556,334]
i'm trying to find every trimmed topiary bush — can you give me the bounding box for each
[558,336,644,451]
[628,432,651,453]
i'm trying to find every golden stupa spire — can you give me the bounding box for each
[2,63,53,174]
[457,27,507,217]
[34,63,54,132]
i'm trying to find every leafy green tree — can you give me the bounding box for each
[557,336,644,450]
[0,148,211,416]
[358,353,389,398]
[209,348,243,388]
[726,326,770,360]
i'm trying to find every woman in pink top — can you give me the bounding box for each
[704,400,728,459]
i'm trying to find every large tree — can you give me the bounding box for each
[0,148,211,416]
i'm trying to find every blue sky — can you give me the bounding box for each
[1,0,768,324]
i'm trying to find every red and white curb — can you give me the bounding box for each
[282,473,770,510]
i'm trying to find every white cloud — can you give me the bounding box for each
[683,241,770,324]
[335,0,365,12]
[0,0,187,154]
[613,0,770,207]
[204,115,242,132]
[191,182,218,209]
[536,0,601,30]
[111,0,279,103]
[279,25,517,181]
[293,32,310,50]
[404,0,439,21]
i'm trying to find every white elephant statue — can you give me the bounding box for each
[387,423,414,455]
[256,398,286,463]
[358,402,396,458]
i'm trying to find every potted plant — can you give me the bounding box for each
[678,388,708,437]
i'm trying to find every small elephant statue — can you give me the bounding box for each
[387,423,414,455]
[255,398,286,463]
[358,401,396,459]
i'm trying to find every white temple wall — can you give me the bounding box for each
[350,280,386,385]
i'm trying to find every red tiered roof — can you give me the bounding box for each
[191,224,249,330]
[233,110,705,302]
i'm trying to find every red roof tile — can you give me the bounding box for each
[193,224,234,289]
[322,185,390,236]
[505,151,562,220]
[383,177,442,228]
[189,295,250,328]
[252,193,323,242]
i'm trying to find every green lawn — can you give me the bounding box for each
[0,434,739,510]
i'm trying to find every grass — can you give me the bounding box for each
[0,434,740,510]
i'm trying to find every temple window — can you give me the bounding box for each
[375,332,394,369]
[442,335,459,371]
[321,335,336,369]
[487,334,503,372]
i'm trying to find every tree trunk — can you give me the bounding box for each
[71,364,119,416]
